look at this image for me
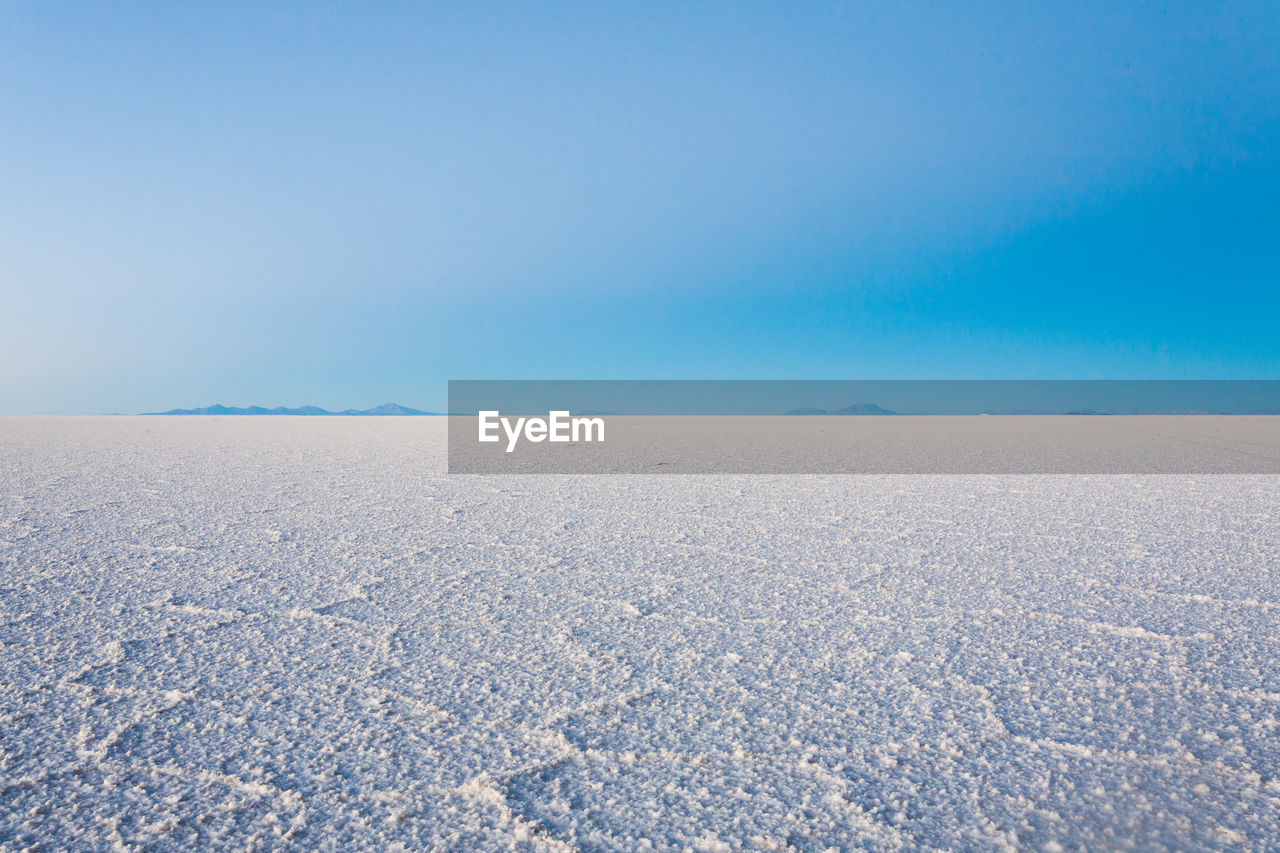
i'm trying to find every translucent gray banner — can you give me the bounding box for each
[447,381,1280,474]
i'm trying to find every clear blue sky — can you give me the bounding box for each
[3,1,1277,413]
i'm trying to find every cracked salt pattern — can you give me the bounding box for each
[2,416,1279,851]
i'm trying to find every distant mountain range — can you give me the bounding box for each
[785,402,1280,416]
[146,403,436,416]
[144,401,1280,417]
[787,403,898,415]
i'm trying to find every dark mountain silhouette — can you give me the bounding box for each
[338,403,432,416]
[147,403,435,415]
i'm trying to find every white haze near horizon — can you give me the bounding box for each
[2,418,1279,850]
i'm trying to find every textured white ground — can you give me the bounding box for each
[2,417,1279,851]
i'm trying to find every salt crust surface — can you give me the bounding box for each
[2,417,1278,850]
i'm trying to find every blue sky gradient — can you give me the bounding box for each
[3,1,1277,413]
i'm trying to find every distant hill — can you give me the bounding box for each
[787,402,898,415]
[147,402,436,416]
[338,403,433,416]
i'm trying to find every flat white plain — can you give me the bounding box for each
[2,417,1278,851]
